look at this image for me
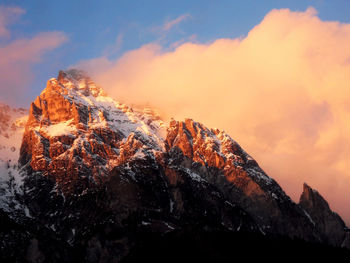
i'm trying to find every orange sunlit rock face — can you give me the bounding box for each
[20,70,165,193]
[163,118,280,229]
[78,7,350,224]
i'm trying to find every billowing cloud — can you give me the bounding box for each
[0,6,67,105]
[78,7,350,224]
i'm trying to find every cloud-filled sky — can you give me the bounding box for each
[1,0,350,224]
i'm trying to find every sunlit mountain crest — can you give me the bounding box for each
[21,70,167,191]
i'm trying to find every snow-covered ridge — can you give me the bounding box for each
[22,69,169,187]
[170,118,274,186]
[36,69,167,150]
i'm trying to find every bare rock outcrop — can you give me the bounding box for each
[299,183,349,247]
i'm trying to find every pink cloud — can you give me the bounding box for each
[0,6,25,38]
[0,6,67,105]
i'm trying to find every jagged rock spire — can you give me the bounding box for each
[299,183,348,247]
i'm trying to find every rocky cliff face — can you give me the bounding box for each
[163,118,318,240]
[1,69,349,262]
[299,183,349,247]
[20,69,166,194]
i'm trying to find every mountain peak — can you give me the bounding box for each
[28,69,113,128]
[54,68,107,98]
[20,70,167,192]
[58,69,87,82]
[299,183,347,246]
[300,183,329,211]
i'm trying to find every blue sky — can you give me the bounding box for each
[1,0,350,105]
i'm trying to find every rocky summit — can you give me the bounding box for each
[0,69,349,262]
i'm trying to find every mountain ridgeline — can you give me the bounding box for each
[1,69,349,262]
